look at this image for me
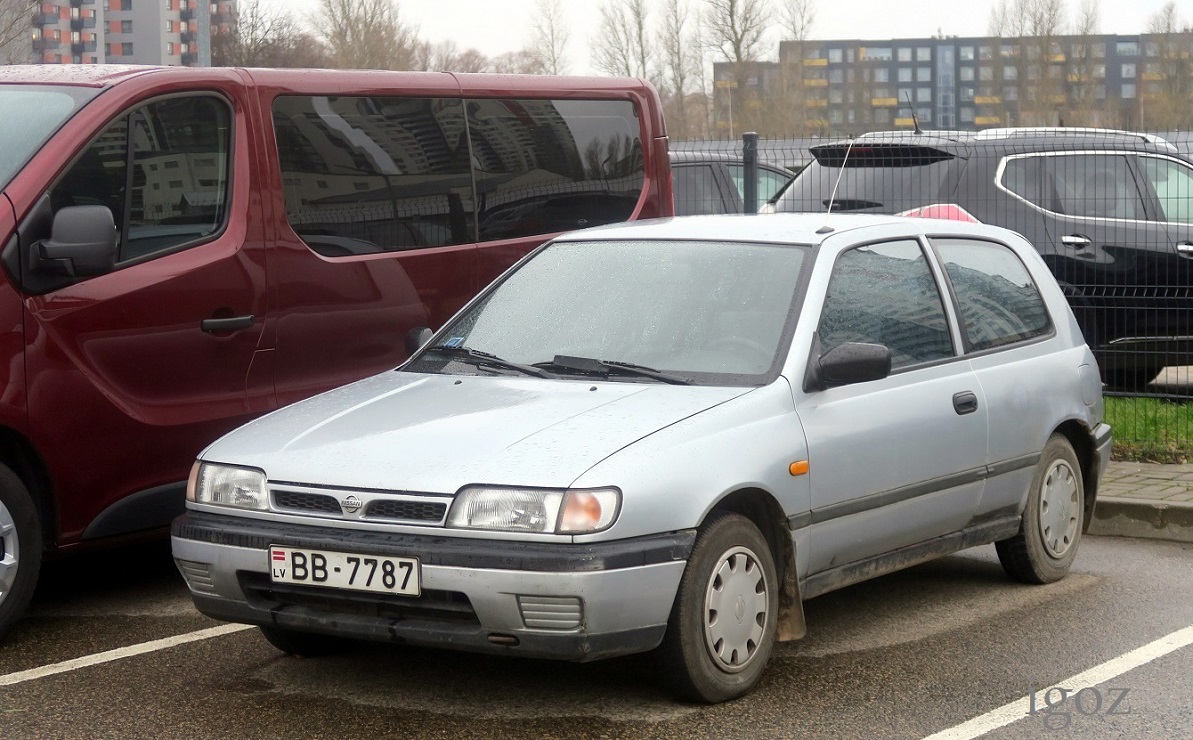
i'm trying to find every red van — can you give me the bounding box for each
[0,65,671,639]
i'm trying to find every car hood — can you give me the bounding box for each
[205,372,752,492]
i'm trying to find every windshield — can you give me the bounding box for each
[408,239,809,385]
[0,85,99,191]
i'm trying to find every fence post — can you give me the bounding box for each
[742,131,759,214]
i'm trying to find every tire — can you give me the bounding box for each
[0,464,42,643]
[660,511,778,704]
[996,435,1084,584]
[259,626,349,657]
[1102,366,1162,392]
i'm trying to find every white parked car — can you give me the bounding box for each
[172,214,1111,703]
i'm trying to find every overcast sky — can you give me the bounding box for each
[272,0,1184,74]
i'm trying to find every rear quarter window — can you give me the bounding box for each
[932,238,1051,352]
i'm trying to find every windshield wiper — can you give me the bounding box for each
[534,355,692,385]
[426,346,557,379]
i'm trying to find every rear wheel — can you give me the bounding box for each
[0,464,42,642]
[259,626,349,657]
[660,511,778,703]
[997,435,1084,584]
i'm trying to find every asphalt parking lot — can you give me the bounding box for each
[1,534,1191,739]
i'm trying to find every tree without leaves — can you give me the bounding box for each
[491,49,548,75]
[1142,2,1193,129]
[776,0,816,136]
[657,0,698,136]
[593,0,652,78]
[0,0,35,64]
[311,0,420,70]
[530,0,570,75]
[212,0,331,68]
[702,0,771,65]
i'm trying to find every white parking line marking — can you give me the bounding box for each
[922,624,1193,740]
[0,623,254,688]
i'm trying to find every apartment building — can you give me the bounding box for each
[713,32,1193,135]
[30,0,235,66]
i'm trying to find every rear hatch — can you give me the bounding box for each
[774,141,965,215]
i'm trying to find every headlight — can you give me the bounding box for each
[447,486,620,534]
[187,461,269,511]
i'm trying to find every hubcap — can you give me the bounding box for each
[1038,459,1080,558]
[702,546,769,673]
[0,499,18,604]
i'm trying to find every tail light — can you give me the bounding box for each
[895,204,980,223]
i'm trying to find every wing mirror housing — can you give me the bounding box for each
[807,341,892,390]
[35,205,117,277]
[405,326,434,356]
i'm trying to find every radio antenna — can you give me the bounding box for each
[902,91,923,135]
[820,135,856,233]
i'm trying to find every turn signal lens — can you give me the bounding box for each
[559,488,621,533]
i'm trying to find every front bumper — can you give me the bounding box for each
[171,511,693,661]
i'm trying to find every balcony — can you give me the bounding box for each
[180,29,195,44]
[32,11,58,26]
[72,40,97,53]
[32,37,61,51]
[180,7,194,21]
[181,51,199,66]
[70,15,96,30]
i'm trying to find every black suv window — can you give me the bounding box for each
[932,238,1050,352]
[1137,156,1193,224]
[777,143,957,214]
[52,95,232,264]
[818,239,954,369]
[1044,154,1145,220]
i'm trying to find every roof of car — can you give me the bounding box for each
[0,64,163,87]
[819,127,1179,154]
[553,213,1001,247]
[669,149,790,169]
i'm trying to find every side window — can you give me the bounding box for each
[672,164,727,216]
[818,240,954,370]
[933,238,1050,352]
[726,164,794,203]
[1137,156,1193,224]
[999,155,1045,207]
[469,98,644,241]
[51,95,231,263]
[1043,154,1144,220]
[273,95,474,257]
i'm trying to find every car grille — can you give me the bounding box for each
[273,490,341,514]
[239,573,478,625]
[364,500,446,522]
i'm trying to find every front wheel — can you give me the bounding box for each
[0,464,42,642]
[996,435,1084,584]
[660,511,778,703]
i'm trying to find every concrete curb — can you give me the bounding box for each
[1089,497,1193,544]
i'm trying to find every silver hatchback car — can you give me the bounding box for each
[172,214,1111,703]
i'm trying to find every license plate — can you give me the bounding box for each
[268,546,420,596]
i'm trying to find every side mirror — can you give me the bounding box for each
[405,326,434,356]
[35,206,117,277]
[816,342,892,388]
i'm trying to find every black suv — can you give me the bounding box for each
[774,128,1193,389]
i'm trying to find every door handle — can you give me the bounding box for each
[953,391,979,416]
[1177,242,1193,259]
[201,314,255,333]
[1061,234,1092,249]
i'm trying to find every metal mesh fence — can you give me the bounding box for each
[672,130,1193,454]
